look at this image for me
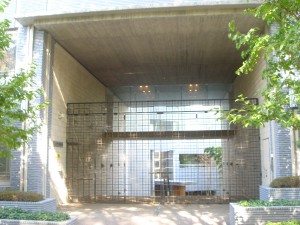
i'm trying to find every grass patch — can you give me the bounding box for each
[238,200,300,207]
[0,190,43,202]
[266,221,300,225]
[0,207,70,221]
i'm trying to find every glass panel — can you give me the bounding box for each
[0,157,10,179]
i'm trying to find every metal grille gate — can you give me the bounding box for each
[66,99,260,203]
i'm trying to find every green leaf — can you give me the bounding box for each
[225,0,300,129]
[229,20,236,32]
[0,3,49,157]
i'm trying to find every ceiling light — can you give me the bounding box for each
[139,85,152,94]
[188,84,200,92]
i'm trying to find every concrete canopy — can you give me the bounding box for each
[17,5,265,99]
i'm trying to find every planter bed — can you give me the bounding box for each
[229,203,300,225]
[260,186,300,201]
[0,198,56,212]
[0,217,77,225]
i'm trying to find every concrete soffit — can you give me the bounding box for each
[13,3,266,92]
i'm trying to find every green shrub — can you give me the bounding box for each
[270,176,300,188]
[238,199,300,207]
[0,207,70,221]
[0,190,43,202]
[266,221,300,225]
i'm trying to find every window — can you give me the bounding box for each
[150,119,174,131]
[179,154,212,167]
[0,157,10,180]
[154,151,174,180]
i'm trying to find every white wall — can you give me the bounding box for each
[49,43,107,203]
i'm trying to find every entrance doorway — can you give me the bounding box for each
[66,99,260,203]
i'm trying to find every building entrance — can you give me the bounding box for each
[66,99,260,203]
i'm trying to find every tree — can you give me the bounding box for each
[204,147,222,172]
[0,0,48,158]
[223,0,300,129]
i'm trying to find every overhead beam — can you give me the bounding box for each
[16,3,260,27]
[102,130,235,140]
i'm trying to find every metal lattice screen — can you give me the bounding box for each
[66,99,260,203]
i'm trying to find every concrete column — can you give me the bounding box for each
[14,26,33,192]
[26,29,51,197]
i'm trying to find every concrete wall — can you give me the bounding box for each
[49,43,107,203]
[232,58,266,100]
[223,125,261,198]
[232,52,292,185]
[232,56,272,185]
[16,0,261,16]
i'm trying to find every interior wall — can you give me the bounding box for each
[49,43,108,203]
[232,57,272,185]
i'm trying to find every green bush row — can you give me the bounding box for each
[0,190,43,202]
[0,207,70,221]
[238,200,300,207]
[266,221,300,225]
[270,176,300,188]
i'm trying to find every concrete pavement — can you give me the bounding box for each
[59,203,229,225]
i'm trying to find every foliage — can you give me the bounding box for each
[222,0,300,129]
[0,190,44,202]
[0,207,70,221]
[270,176,300,188]
[266,221,300,225]
[0,1,11,61]
[238,199,300,207]
[204,147,222,171]
[0,0,48,158]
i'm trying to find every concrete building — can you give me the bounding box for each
[0,0,295,204]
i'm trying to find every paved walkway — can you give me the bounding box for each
[59,203,229,225]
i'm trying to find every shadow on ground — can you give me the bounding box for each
[59,203,229,225]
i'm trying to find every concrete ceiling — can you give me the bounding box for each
[27,6,265,90]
